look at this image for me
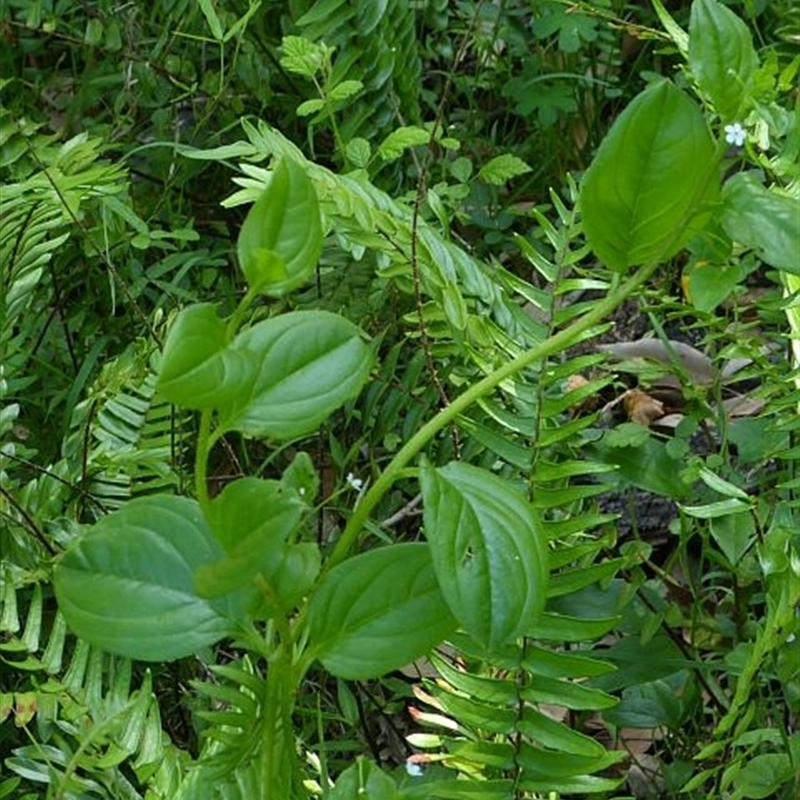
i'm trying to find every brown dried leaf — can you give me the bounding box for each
[624,389,665,426]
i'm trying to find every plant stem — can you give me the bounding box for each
[195,409,213,516]
[328,260,659,568]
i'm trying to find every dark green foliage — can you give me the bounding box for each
[291,0,422,140]
[2,1,800,799]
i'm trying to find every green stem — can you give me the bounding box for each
[260,643,301,796]
[195,409,213,516]
[328,260,659,568]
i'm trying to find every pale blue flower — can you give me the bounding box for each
[346,472,364,492]
[405,760,424,777]
[724,122,746,147]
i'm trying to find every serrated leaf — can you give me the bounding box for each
[54,496,241,661]
[237,157,323,297]
[280,35,328,77]
[219,311,373,440]
[581,80,718,272]
[478,153,532,186]
[345,137,371,168]
[157,304,255,410]
[307,543,457,680]
[377,126,430,161]
[689,0,758,120]
[421,460,548,650]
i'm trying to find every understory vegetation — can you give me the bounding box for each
[1,1,799,798]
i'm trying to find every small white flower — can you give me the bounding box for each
[405,760,424,777]
[346,472,364,492]
[724,122,746,147]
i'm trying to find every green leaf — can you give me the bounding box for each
[54,496,240,662]
[194,478,303,597]
[261,542,320,612]
[345,137,371,168]
[532,612,619,642]
[420,460,548,650]
[710,511,755,565]
[237,157,323,297]
[237,541,321,619]
[652,0,688,55]
[698,466,750,500]
[685,260,742,312]
[733,753,794,799]
[330,759,396,800]
[377,126,431,161]
[307,543,457,680]
[603,671,694,729]
[329,80,363,102]
[281,451,320,502]
[679,498,750,518]
[296,98,325,117]
[220,311,373,440]
[197,0,224,40]
[720,173,800,272]
[207,478,302,553]
[157,304,255,410]
[280,35,328,77]
[581,80,718,272]
[688,0,758,120]
[356,0,389,36]
[478,153,532,186]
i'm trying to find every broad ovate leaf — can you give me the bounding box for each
[237,157,323,297]
[204,478,302,554]
[421,460,548,650]
[195,478,303,597]
[158,304,254,409]
[307,543,457,680]
[219,310,373,440]
[54,496,241,662]
[688,0,758,120]
[720,172,800,273]
[581,80,718,272]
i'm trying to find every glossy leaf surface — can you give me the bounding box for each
[237,157,322,297]
[582,80,717,272]
[220,311,373,440]
[307,543,457,680]
[689,0,757,120]
[158,304,254,409]
[54,496,240,661]
[421,460,548,650]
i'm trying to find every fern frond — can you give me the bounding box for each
[60,346,186,515]
[189,659,267,780]
[0,571,170,798]
[294,0,422,139]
